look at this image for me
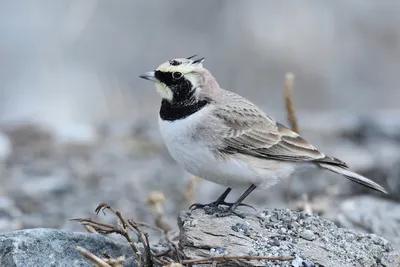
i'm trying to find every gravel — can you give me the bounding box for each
[179,208,399,267]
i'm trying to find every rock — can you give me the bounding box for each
[179,208,399,267]
[0,132,11,160]
[324,195,400,250]
[0,228,135,267]
[51,122,99,144]
[299,230,315,241]
[0,197,23,232]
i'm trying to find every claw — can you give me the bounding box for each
[229,202,257,211]
[189,203,209,210]
[189,201,256,211]
[214,208,245,219]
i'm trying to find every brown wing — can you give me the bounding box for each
[215,93,347,168]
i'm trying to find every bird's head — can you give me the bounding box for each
[139,55,220,103]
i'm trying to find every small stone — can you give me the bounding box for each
[270,215,278,223]
[273,239,281,246]
[248,248,258,256]
[281,245,289,251]
[292,255,304,267]
[301,259,315,267]
[231,225,239,232]
[299,212,307,219]
[270,246,278,252]
[292,222,300,228]
[215,247,227,255]
[300,230,316,241]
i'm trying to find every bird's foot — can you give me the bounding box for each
[190,202,249,218]
[214,207,246,219]
[189,201,256,211]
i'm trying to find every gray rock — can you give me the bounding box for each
[0,197,22,232]
[324,195,400,250]
[0,132,11,160]
[299,230,315,241]
[0,228,135,267]
[179,208,400,267]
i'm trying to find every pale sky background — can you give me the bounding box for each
[0,1,399,131]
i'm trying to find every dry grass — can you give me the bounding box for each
[284,72,299,133]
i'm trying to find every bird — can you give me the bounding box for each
[139,55,388,218]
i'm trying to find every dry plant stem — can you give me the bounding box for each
[183,176,200,204]
[95,203,143,257]
[284,73,299,133]
[284,72,300,202]
[76,246,111,267]
[73,203,181,266]
[182,255,294,264]
[135,221,164,232]
[144,233,153,266]
[70,217,141,255]
[70,217,115,229]
[95,203,158,266]
[102,252,126,267]
[84,224,98,233]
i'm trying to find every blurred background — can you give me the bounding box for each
[0,0,399,249]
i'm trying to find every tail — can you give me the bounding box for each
[318,163,388,194]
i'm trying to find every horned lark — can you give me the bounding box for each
[140,56,388,217]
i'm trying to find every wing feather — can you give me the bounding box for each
[215,91,347,167]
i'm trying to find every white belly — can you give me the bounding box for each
[158,107,254,187]
[158,107,296,188]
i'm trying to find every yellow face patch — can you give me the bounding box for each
[153,58,204,100]
[155,83,173,101]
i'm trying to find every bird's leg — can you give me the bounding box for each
[215,184,257,218]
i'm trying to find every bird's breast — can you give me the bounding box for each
[158,109,259,187]
[158,106,211,170]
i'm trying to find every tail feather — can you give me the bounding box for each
[318,163,388,194]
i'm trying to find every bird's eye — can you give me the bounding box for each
[172,72,182,79]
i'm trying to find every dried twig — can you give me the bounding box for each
[144,233,153,266]
[76,246,111,267]
[146,191,172,233]
[71,202,180,265]
[183,176,201,204]
[284,72,301,202]
[71,216,141,255]
[135,221,164,232]
[95,203,160,266]
[102,252,126,267]
[95,203,144,257]
[182,255,294,264]
[83,224,98,233]
[284,73,299,133]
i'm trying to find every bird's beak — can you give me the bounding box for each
[139,71,159,82]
